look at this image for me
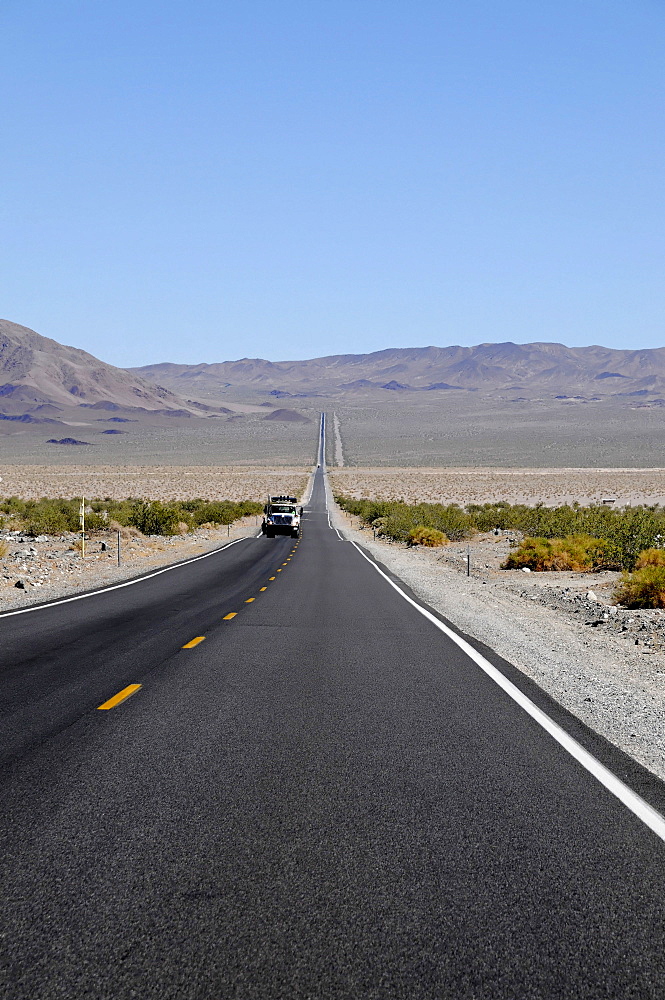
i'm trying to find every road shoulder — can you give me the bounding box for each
[330,500,665,783]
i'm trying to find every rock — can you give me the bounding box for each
[14,580,25,589]
[586,590,598,601]
[521,567,531,573]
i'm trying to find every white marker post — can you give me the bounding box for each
[79,497,85,559]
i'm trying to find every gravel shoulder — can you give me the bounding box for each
[330,501,665,783]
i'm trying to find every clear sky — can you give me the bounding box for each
[2,0,664,366]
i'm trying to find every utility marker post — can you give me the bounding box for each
[117,530,121,567]
[466,545,470,577]
[79,497,85,559]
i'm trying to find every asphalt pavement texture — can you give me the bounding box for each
[1,464,665,999]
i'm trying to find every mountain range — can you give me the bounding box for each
[130,342,665,402]
[2,319,665,417]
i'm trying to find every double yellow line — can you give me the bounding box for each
[98,540,301,711]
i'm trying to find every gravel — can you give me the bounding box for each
[331,504,665,782]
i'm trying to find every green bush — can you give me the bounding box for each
[128,500,181,536]
[0,494,264,537]
[407,526,448,547]
[336,495,665,570]
[337,496,474,543]
[614,565,665,608]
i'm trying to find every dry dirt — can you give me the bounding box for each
[0,466,309,501]
[330,467,665,506]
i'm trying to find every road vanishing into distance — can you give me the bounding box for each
[2,416,665,999]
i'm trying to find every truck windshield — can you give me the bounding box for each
[271,505,295,514]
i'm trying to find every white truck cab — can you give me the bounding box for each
[262,496,302,538]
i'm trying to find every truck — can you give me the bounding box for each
[262,495,302,538]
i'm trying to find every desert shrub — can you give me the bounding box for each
[128,500,181,536]
[24,498,81,535]
[502,534,607,572]
[634,548,665,569]
[337,495,665,569]
[614,565,665,608]
[407,526,448,547]
[336,496,474,543]
[0,495,263,536]
[109,520,143,538]
[0,541,8,559]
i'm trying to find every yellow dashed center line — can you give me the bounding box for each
[269,576,276,580]
[223,613,237,620]
[282,562,288,565]
[182,636,206,648]
[259,587,267,592]
[277,569,282,572]
[97,684,142,711]
[245,597,255,603]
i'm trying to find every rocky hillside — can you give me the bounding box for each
[0,319,198,412]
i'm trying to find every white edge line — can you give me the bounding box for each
[350,539,665,844]
[0,537,247,619]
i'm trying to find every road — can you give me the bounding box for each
[1,419,665,998]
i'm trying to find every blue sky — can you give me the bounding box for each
[2,0,664,366]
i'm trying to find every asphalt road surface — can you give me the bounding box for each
[2,458,665,997]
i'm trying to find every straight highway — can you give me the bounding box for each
[1,416,665,998]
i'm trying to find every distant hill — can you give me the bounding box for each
[0,319,199,413]
[130,342,665,402]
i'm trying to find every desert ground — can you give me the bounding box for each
[0,466,309,502]
[0,410,319,465]
[5,465,665,507]
[321,396,665,467]
[329,467,665,506]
